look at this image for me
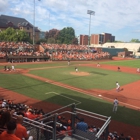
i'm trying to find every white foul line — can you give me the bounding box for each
[45,92,81,105]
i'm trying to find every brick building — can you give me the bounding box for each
[90,33,115,45]
[79,33,115,46]
[79,35,88,45]
[0,15,40,42]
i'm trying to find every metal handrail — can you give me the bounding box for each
[75,108,108,119]
[75,111,107,121]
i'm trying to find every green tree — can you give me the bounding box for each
[72,37,78,45]
[0,27,31,42]
[36,38,47,44]
[114,40,124,43]
[47,38,56,44]
[57,27,75,44]
[130,39,140,43]
[45,29,60,44]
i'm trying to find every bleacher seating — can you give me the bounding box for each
[0,98,136,140]
[0,42,111,62]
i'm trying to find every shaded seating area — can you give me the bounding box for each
[0,98,135,140]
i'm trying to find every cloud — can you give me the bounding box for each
[0,0,9,12]
[1,0,140,41]
[132,30,140,33]
[6,0,140,28]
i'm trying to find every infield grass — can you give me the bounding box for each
[101,59,140,67]
[0,60,140,127]
[29,66,140,90]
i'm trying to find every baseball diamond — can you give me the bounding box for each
[0,59,140,139]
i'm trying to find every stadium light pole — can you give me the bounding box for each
[33,0,40,46]
[87,10,95,47]
[33,0,35,46]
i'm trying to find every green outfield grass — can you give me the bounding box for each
[0,60,140,127]
[29,66,140,90]
[101,59,140,67]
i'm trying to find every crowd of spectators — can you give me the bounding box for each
[0,98,73,139]
[0,99,45,120]
[0,98,47,140]
[0,42,110,61]
[54,114,135,140]
[41,43,110,61]
[0,42,43,58]
[107,132,134,140]
[0,98,137,140]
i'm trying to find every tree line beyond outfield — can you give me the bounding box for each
[41,27,78,45]
[0,27,78,45]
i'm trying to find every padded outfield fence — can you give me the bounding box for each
[15,103,111,140]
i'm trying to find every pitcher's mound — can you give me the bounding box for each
[70,72,90,76]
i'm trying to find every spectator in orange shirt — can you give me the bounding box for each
[0,120,20,140]
[15,115,33,140]
[0,110,12,134]
[27,110,36,120]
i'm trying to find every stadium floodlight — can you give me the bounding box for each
[87,10,95,47]
[33,0,41,46]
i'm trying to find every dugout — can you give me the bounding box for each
[6,55,50,63]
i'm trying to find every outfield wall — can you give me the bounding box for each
[91,43,140,53]
[102,48,125,56]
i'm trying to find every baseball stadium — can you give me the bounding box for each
[0,42,140,140]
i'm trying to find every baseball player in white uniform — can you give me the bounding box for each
[113,98,119,113]
[116,82,120,92]
[75,67,78,72]
[11,65,15,71]
[137,68,140,73]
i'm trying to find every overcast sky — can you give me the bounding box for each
[0,0,140,42]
